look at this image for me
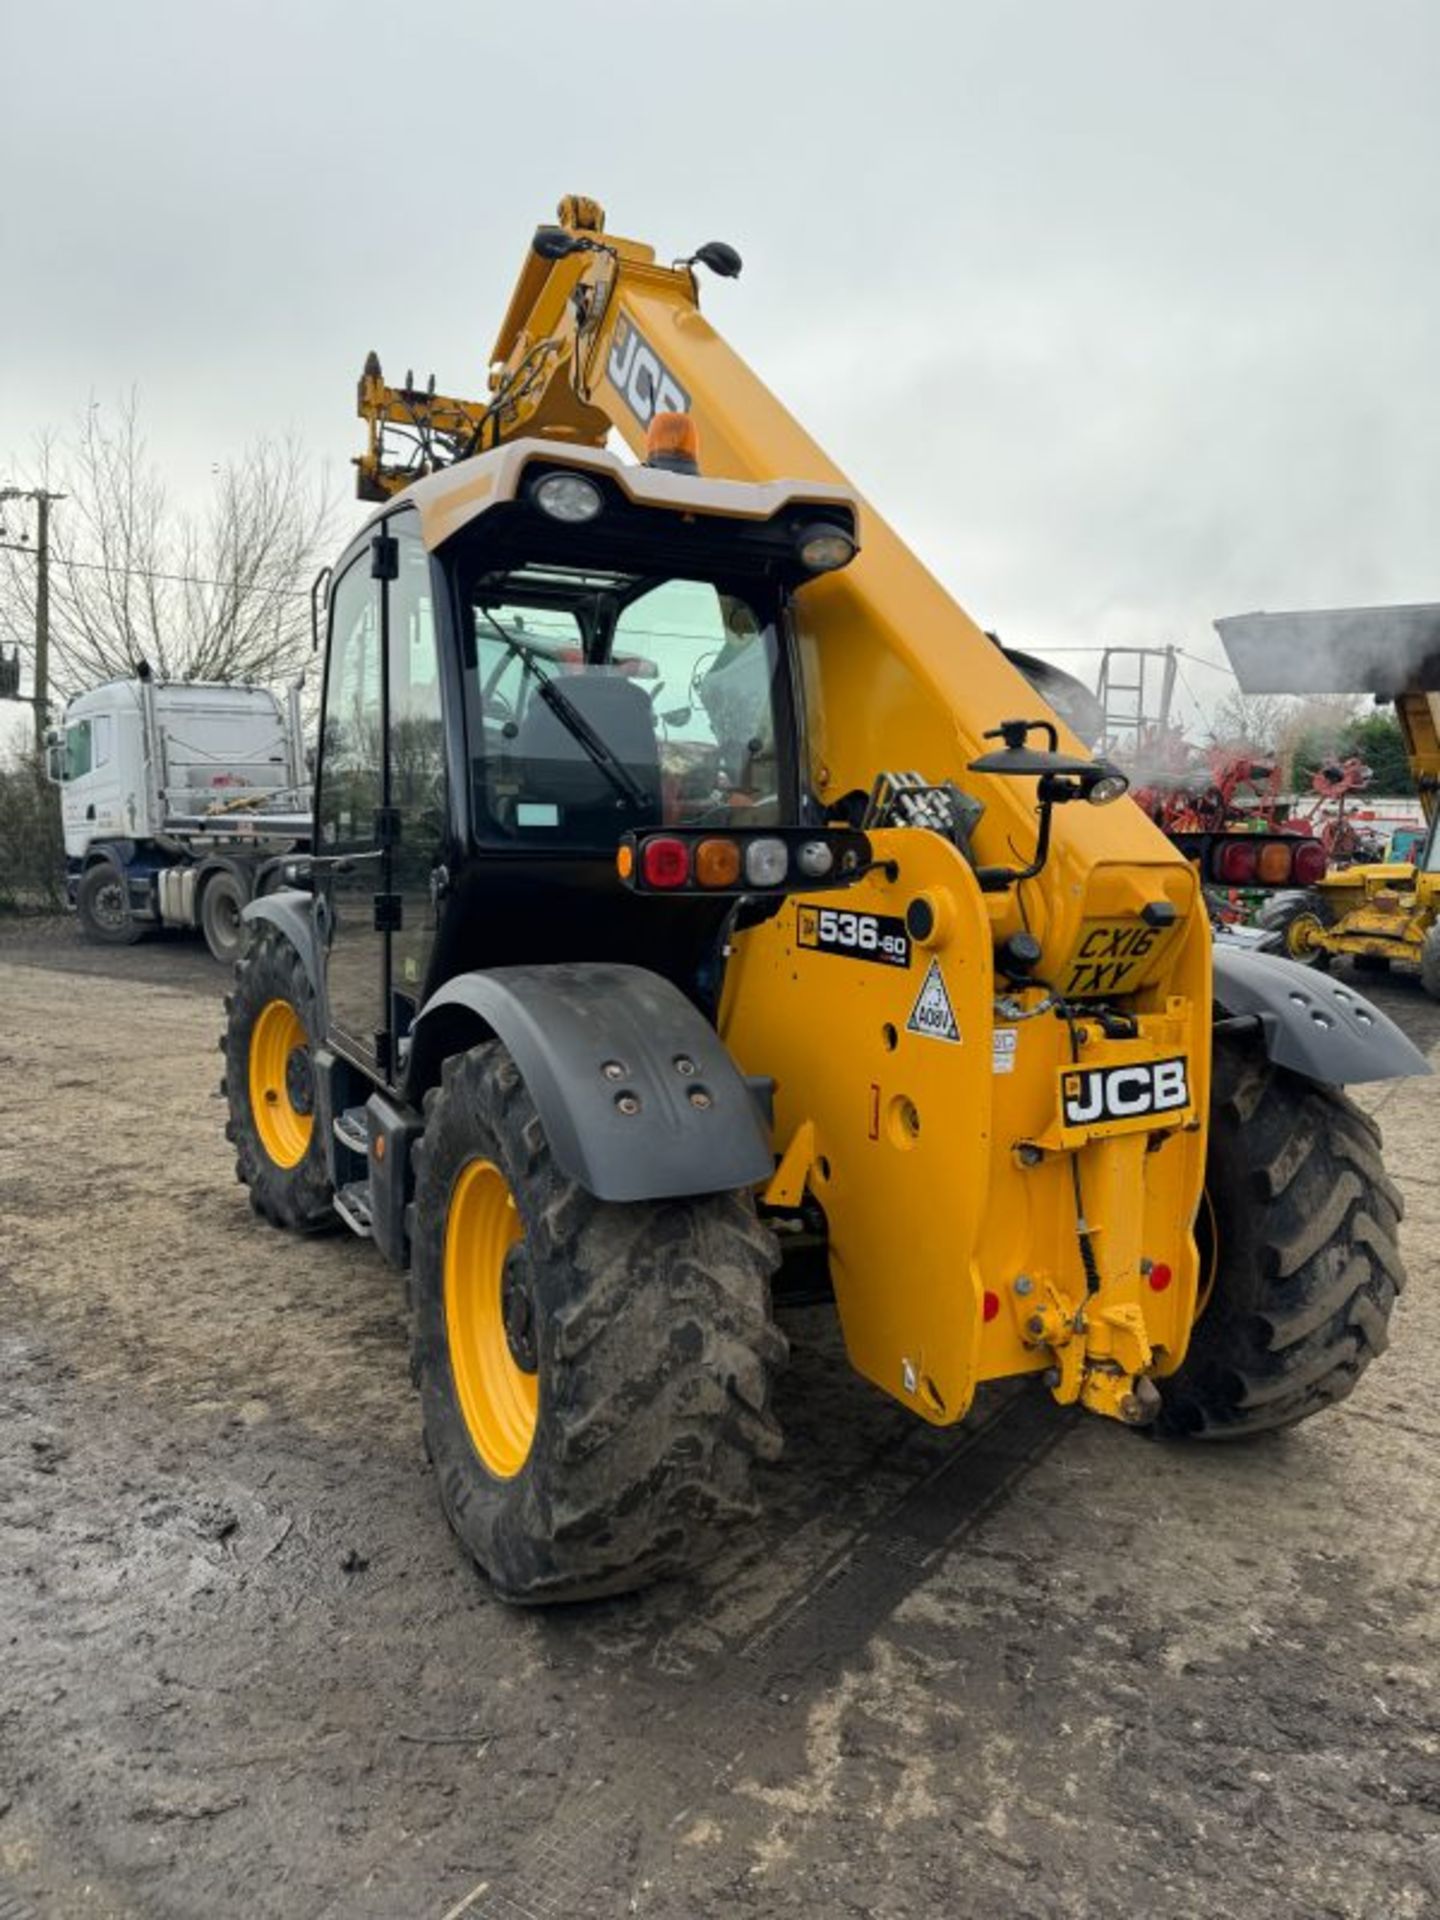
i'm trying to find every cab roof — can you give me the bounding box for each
[351,438,861,560]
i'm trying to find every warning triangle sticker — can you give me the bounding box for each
[906,957,961,1043]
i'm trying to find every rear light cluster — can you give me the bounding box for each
[619,827,872,895]
[1172,832,1327,888]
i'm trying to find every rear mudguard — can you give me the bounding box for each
[410,963,774,1203]
[1211,944,1429,1084]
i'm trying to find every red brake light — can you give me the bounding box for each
[640,836,691,888]
[1147,1262,1173,1292]
[1292,840,1328,885]
[1213,839,1258,885]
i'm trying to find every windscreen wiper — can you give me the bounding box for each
[475,606,651,815]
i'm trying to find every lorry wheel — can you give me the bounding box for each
[409,1041,785,1603]
[1157,1036,1404,1439]
[201,869,249,965]
[1253,890,1332,968]
[221,925,334,1231]
[1420,925,1440,1000]
[76,862,141,945]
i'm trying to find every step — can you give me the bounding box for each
[333,1106,369,1156]
[333,1181,373,1239]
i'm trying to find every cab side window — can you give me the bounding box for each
[317,560,382,854]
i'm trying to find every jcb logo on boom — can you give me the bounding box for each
[607,314,690,427]
[1061,1056,1190,1128]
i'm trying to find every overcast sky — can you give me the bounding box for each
[3,0,1437,736]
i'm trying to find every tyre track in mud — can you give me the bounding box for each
[426,1387,1073,1920]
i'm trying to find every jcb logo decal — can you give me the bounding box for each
[1062,1056,1190,1127]
[607,314,689,428]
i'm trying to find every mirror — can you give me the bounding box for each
[693,240,742,279]
[532,226,585,261]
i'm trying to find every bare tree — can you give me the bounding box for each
[1,395,334,700]
[1207,689,1294,757]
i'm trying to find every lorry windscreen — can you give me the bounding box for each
[463,564,790,849]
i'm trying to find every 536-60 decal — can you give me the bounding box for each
[796,903,911,969]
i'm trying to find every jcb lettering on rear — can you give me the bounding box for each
[1061,1056,1191,1130]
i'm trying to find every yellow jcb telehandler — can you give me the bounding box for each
[221,200,1426,1602]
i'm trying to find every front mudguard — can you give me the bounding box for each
[410,962,774,1203]
[1211,943,1429,1084]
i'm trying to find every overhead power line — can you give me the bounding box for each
[0,543,309,599]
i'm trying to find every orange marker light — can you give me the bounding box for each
[645,411,701,473]
[1256,839,1293,885]
[616,843,635,880]
[694,838,742,887]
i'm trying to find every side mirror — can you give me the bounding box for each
[690,240,742,279]
[532,226,587,261]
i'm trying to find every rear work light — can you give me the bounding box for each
[640,837,691,888]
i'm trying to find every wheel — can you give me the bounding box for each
[1420,924,1440,1000]
[1253,890,1332,968]
[220,924,334,1231]
[200,869,250,965]
[1157,1035,1404,1438]
[410,1041,785,1603]
[76,861,142,945]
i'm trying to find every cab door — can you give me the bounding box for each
[315,547,386,1067]
[315,516,448,1077]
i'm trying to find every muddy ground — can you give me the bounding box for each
[1,916,1437,1920]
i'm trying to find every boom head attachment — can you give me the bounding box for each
[1215,603,1440,697]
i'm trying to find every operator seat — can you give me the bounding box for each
[512,670,663,840]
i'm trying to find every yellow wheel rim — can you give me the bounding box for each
[1285,913,1321,959]
[444,1158,537,1479]
[248,998,314,1170]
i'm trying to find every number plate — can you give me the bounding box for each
[1060,918,1173,996]
[1060,1056,1191,1131]
[796,903,911,969]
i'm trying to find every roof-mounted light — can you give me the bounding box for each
[645,412,701,475]
[531,472,604,523]
[795,522,857,574]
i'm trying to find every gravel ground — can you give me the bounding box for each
[1,916,1437,1919]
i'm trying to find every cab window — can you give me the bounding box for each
[466,567,787,847]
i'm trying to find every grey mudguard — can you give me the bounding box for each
[1211,943,1430,1084]
[242,891,326,1019]
[412,962,774,1203]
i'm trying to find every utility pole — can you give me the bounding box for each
[0,485,66,749]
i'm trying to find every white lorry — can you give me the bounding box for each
[47,670,311,962]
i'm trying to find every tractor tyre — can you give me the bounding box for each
[1253,890,1332,968]
[220,924,334,1231]
[1352,953,1391,975]
[1157,1035,1404,1439]
[76,862,141,945]
[409,1040,786,1604]
[200,868,250,965]
[1420,925,1440,1001]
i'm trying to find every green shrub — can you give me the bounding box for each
[0,750,66,910]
